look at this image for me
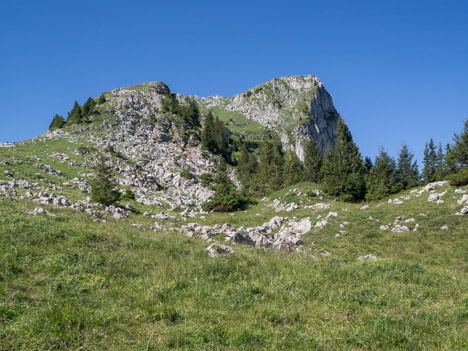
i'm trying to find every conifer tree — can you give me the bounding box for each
[97,93,106,104]
[397,142,419,189]
[236,142,257,190]
[67,101,82,124]
[434,143,446,180]
[303,138,322,182]
[445,119,468,185]
[283,152,304,186]
[251,140,284,194]
[321,119,367,201]
[202,111,215,150]
[90,154,121,206]
[423,139,437,183]
[48,114,65,130]
[366,147,400,200]
[81,97,96,118]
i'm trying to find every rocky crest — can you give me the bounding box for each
[201,75,340,160]
[37,76,341,211]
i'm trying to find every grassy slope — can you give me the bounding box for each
[1,138,467,350]
[0,189,467,348]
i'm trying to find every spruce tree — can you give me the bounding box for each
[251,140,284,194]
[67,101,82,124]
[97,93,106,104]
[434,143,446,180]
[397,143,419,189]
[423,139,437,183]
[48,114,65,130]
[236,142,257,190]
[366,147,400,200]
[202,111,215,150]
[321,119,367,201]
[283,152,304,186]
[81,97,96,118]
[303,138,322,182]
[445,119,468,185]
[90,154,121,206]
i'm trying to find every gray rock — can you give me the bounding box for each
[206,244,234,258]
[357,254,378,261]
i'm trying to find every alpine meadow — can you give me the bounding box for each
[0,75,467,350]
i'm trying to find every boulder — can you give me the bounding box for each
[206,244,234,258]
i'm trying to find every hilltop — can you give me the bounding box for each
[0,76,467,350]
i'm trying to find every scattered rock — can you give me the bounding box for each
[206,244,234,258]
[357,254,378,261]
[105,205,127,219]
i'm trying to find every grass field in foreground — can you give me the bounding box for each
[0,192,467,350]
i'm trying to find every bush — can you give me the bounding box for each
[122,188,135,200]
[202,193,253,212]
[447,168,468,186]
[180,169,195,180]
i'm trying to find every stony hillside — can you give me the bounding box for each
[9,76,339,213]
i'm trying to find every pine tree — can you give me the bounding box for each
[445,119,468,186]
[366,147,400,200]
[303,138,322,182]
[97,93,106,104]
[283,152,304,186]
[364,156,373,172]
[67,101,82,124]
[251,140,284,194]
[181,97,200,127]
[202,111,215,150]
[423,139,437,183]
[434,143,446,180]
[321,119,367,201]
[81,97,96,119]
[90,154,121,206]
[48,114,65,130]
[397,143,419,189]
[446,119,468,170]
[236,142,257,190]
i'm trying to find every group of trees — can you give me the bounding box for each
[229,118,468,203]
[161,94,200,128]
[49,94,106,130]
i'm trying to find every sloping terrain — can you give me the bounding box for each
[1,136,467,349]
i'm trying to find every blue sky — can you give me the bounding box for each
[1,0,467,163]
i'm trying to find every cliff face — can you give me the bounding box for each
[200,75,341,160]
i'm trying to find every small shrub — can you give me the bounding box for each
[180,169,195,180]
[122,188,135,200]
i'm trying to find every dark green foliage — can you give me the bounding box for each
[162,94,200,128]
[397,143,419,189]
[77,146,95,155]
[122,188,135,200]
[81,97,96,121]
[423,139,445,183]
[90,154,121,206]
[366,148,400,200]
[321,119,367,201]
[97,93,106,104]
[202,162,252,212]
[250,140,284,195]
[180,169,195,180]
[236,142,257,190]
[446,119,468,174]
[283,152,304,186]
[48,114,65,130]
[364,156,373,171]
[202,111,231,160]
[303,138,322,182]
[66,101,82,124]
[447,167,468,186]
[200,173,215,187]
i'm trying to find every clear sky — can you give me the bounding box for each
[1,0,467,163]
